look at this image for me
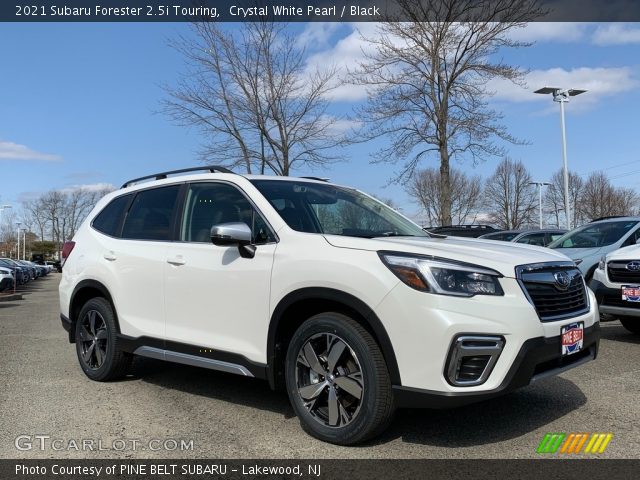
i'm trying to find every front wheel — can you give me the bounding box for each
[620,316,640,334]
[285,313,395,445]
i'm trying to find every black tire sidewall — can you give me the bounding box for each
[75,297,119,381]
[285,313,390,445]
[619,316,640,334]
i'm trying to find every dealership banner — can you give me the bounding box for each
[2,459,640,480]
[3,0,640,22]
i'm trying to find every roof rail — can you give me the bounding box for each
[121,166,234,188]
[589,215,628,223]
[299,176,330,182]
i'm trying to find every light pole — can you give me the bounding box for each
[16,222,21,260]
[0,204,12,225]
[529,181,551,229]
[21,228,27,260]
[534,87,586,230]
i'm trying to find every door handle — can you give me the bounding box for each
[167,256,186,266]
[103,252,117,261]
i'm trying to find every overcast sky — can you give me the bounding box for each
[1,22,640,221]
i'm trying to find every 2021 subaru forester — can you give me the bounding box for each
[59,166,600,444]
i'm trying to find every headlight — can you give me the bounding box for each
[379,252,504,297]
[598,256,606,270]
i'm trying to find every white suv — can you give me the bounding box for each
[59,167,600,444]
[591,244,640,334]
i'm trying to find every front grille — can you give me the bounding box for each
[517,263,589,321]
[607,261,640,284]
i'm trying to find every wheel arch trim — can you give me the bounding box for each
[69,279,120,341]
[266,287,401,389]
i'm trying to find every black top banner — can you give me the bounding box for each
[3,0,640,22]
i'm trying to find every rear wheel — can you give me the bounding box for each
[285,312,395,445]
[619,316,640,334]
[75,297,131,381]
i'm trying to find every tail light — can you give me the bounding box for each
[61,241,76,266]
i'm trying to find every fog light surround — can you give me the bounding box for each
[445,335,505,387]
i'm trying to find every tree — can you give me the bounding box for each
[578,172,639,221]
[351,0,541,226]
[408,167,483,226]
[545,169,584,227]
[485,159,536,229]
[164,21,347,175]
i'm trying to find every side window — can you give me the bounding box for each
[549,233,564,242]
[121,186,180,241]
[517,233,546,246]
[92,194,132,237]
[181,183,274,244]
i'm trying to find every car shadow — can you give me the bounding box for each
[134,357,295,417]
[373,377,586,447]
[136,357,586,446]
[599,322,640,345]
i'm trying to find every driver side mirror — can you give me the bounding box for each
[210,222,256,259]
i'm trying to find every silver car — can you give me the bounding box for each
[549,217,640,280]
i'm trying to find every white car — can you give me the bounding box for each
[0,267,14,292]
[590,244,640,334]
[59,167,600,444]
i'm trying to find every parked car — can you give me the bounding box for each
[425,224,501,238]
[548,217,640,280]
[0,267,14,292]
[479,229,567,247]
[15,260,37,280]
[0,258,28,285]
[59,166,599,445]
[590,244,640,334]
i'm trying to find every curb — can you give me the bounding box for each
[0,293,23,302]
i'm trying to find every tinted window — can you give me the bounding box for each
[92,194,132,237]
[181,183,274,244]
[122,186,180,241]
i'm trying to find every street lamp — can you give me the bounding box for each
[0,204,12,225]
[21,228,27,260]
[534,87,586,230]
[529,181,551,229]
[16,221,21,260]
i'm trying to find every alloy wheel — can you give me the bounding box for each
[78,310,108,369]
[295,333,364,428]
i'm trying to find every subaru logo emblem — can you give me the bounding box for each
[554,271,571,290]
[627,261,640,271]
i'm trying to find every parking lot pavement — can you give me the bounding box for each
[1,277,639,459]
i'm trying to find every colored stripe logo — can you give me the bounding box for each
[537,433,613,454]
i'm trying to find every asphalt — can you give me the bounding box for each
[1,276,639,459]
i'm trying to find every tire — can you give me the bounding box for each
[75,297,131,381]
[619,316,640,334]
[285,312,395,445]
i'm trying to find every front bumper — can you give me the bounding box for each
[394,323,600,408]
[590,279,640,318]
[0,277,14,291]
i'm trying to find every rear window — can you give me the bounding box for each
[121,186,180,241]
[92,194,132,237]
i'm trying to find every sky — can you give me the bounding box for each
[1,21,640,223]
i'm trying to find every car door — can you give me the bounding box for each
[107,185,180,339]
[164,181,277,364]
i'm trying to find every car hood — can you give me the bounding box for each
[323,235,573,278]
[549,247,601,261]
[607,244,640,261]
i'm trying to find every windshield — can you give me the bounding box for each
[251,180,427,238]
[548,220,639,249]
